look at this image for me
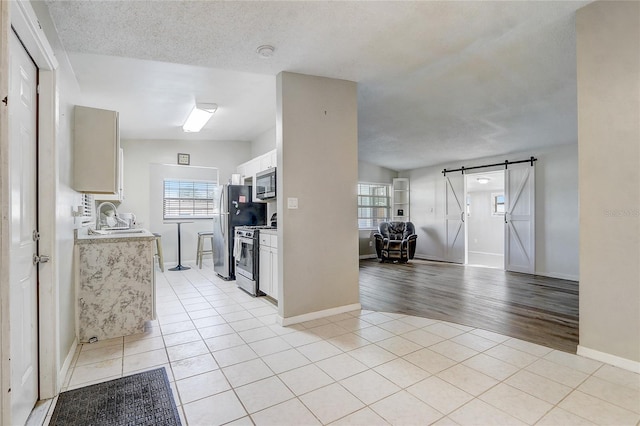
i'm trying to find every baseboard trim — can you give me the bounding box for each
[278,303,362,326]
[535,271,579,282]
[577,345,640,373]
[414,254,448,262]
[359,254,377,260]
[413,255,579,281]
[58,338,78,390]
[468,251,503,257]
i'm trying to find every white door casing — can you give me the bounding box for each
[505,163,536,273]
[3,3,59,425]
[8,31,39,425]
[444,174,465,263]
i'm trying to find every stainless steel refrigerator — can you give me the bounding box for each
[213,184,266,279]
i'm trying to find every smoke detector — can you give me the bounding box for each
[256,45,275,59]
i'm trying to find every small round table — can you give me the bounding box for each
[164,221,193,271]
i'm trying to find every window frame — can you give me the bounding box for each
[357,182,392,230]
[492,192,506,215]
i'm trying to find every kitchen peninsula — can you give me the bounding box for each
[74,228,156,342]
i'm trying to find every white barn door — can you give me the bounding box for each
[504,163,535,273]
[9,31,39,425]
[444,174,465,263]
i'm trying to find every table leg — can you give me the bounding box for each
[169,222,190,271]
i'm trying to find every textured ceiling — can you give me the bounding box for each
[44,0,588,171]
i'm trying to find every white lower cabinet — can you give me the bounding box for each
[259,232,278,300]
[270,246,278,300]
[259,245,271,295]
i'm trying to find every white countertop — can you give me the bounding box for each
[75,227,155,243]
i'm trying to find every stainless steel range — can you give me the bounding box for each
[235,228,258,296]
[235,225,277,296]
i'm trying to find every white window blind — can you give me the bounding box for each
[80,194,94,225]
[357,183,391,229]
[163,179,216,219]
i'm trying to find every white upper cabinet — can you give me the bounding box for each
[245,158,261,179]
[260,150,276,170]
[94,148,124,201]
[237,148,277,189]
[73,106,120,194]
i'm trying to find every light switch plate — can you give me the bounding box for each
[287,197,298,209]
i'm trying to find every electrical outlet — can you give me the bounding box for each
[369,241,373,247]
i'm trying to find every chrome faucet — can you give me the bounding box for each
[96,201,118,230]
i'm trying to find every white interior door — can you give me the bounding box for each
[505,163,535,273]
[9,31,39,425]
[444,174,465,263]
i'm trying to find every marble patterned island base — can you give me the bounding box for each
[75,229,156,343]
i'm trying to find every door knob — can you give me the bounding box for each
[33,254,50,265]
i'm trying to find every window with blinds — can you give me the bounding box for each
[80,194,94,225]
[163,179,216,219]
[357,183,391,229]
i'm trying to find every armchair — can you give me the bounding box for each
[373,221,417,263]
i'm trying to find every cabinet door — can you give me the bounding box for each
[259,246,272,296]
[237,164,247,181]
[259,149,277,171]
[94,148,124,201]
[270,149,277,168]
[73,106,120,194]
[260,153,272,171]
[246,158,260,177]
[270,248,278,300]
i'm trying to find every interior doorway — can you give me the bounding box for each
[465,170,505,269]
[8,30,40,425]
[2,3,63,423]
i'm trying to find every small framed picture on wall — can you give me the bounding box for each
[177,153,190,165]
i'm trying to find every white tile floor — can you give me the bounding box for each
[40,262,640,426]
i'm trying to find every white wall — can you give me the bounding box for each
[535,144,579,280]
[118,139,252,263]
[402,143,579,280]
[251,126,276,158]
[467,190,504,256]
[359,161,398,184]
[358,161,398,257]
[277,72,359,320]
[577,0,640,366]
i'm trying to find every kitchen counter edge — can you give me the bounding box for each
[74,228,156,244]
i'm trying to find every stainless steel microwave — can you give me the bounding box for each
[256,168,276,200]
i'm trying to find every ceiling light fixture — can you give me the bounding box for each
[182,103,218,133]
[256,45,275,59]
[477,177,490,184]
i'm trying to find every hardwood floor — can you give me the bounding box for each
[359,258,579,353]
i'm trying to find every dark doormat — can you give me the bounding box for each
[50,367,181,425]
